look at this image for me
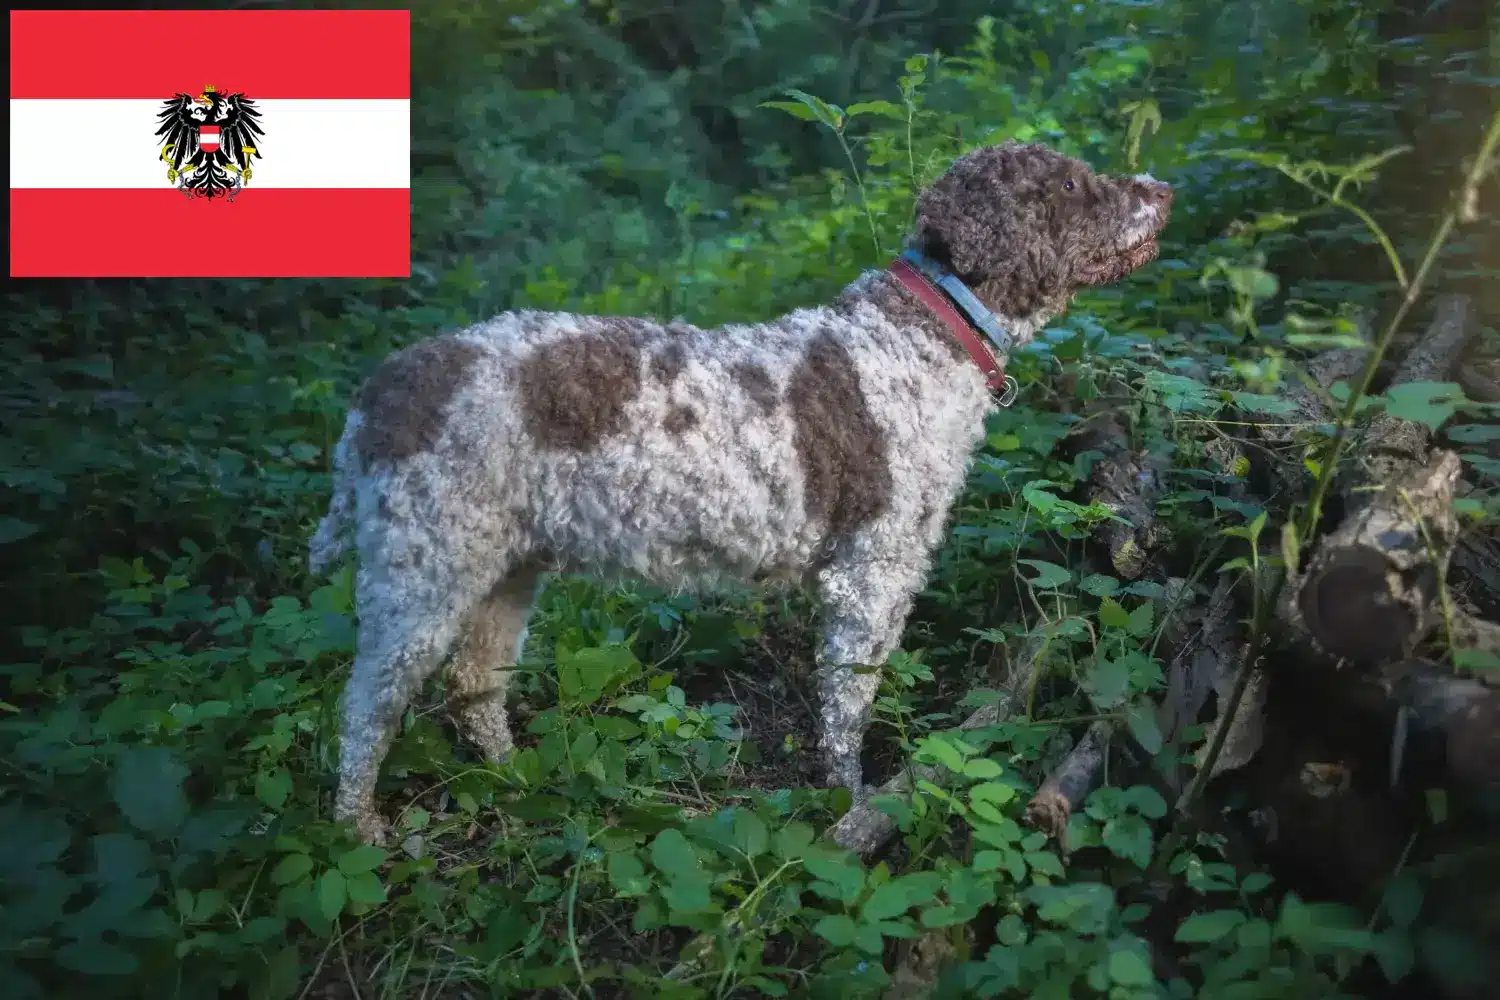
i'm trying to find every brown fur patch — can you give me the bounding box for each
[732,362,781,413]
[651,342,688,385]
[787,332,892,541]
[354,335,484,464]
[517,323,644,451]
[663,404,698,435]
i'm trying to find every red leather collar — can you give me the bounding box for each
[888,256,1008,392]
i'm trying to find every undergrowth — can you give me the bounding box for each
[3,2,1497,999]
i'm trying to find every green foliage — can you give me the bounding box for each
[5,1,1498,997]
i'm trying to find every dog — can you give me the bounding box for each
[309,141,1172,841]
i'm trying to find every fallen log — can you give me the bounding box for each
[1022,720,1114,845]
[1356,294,1475,489]
[1293,449,1465,664]
[1382,659,1500,790]
[1447,607,1500,657]
[1072,407,1172,579]
[1289,295,1477,663]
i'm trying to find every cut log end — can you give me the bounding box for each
[1298,548,1419,663]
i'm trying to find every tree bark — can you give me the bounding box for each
[1293,449,1465,664]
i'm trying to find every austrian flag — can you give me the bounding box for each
[10,9,411,278]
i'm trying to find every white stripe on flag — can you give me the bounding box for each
[9,99,409,189]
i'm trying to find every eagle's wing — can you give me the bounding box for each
[154,94,200,171]
[220,95,265,170]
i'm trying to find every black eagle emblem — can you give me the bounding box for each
[155,85,265,200]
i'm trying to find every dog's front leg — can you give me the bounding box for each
[814,560,923,797]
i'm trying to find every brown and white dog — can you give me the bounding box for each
[309,141,1172,841]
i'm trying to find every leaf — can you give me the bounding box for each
[758,101,821,122]
[921,904,964,928]
[782,88,845,130]
[912,734,967,772]
[271,853,314,886]
[1229,391,1298,415]
[862,882,910,921]
[969,782,1017,809]
[1372,929,1415,983]
[1176,909,1246,943]
[1099,596,1130,630]
[0,518,39,544]
[1027,882,1116,933]
[987,432,1022,452]
[732,810,769,858]
[1102,815,1153,869]
[661,874,713,914]
[336,844,386,875]
[963,758,1003,780]
[649,828,699,880]
[1126,601,1154,637]
[1080,574,1120,597]
[1381,873,1424,929]
[256,768,292,810]
[558,644,640,705]
[608,851,652,897]
[1126,702,1163,755]
[1275,893,1374,954]
[1240,873,1274,895]
[1380,381,1463,431]
[1108,947,1155,986]
[316,869,347,922]
[845,100,904,119]
[1085,656,1131,710]
[1025,851,1064,877]
[594,716,642,740]
[345,871,385,906]
[773,821,815,861]
[804,852,865,904]
[112,747,189,836]
[1018,559,1072,590]
[1119,785,1168,819]
[813,914,858,947]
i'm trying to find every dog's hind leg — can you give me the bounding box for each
[446,566,544,762]
[336,555,482,844]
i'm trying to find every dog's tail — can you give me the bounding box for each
[308,411,363,576]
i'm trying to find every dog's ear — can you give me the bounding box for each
[913,144,1065,316]
[914,146,1045,281]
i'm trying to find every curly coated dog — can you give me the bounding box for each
[310,141,1172,841]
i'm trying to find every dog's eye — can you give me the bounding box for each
[1063,179,1076,192]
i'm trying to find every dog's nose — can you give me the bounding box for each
[1138,179,1173,206]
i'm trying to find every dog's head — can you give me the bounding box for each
[912,142,1172,328]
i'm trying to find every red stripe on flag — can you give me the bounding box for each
[11,189,411,278]
[10,10,410,99]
